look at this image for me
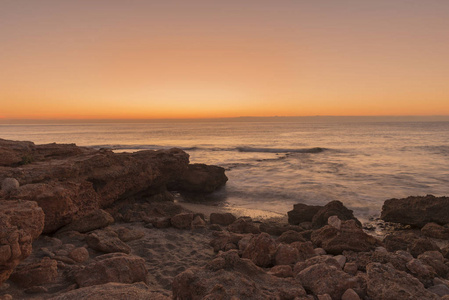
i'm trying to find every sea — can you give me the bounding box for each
[1,119,449,222]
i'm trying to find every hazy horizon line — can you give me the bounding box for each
[1,115,449,124]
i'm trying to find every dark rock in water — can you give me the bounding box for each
[169,163,228,194]
[48,282,170,300]
[312,201,361,229]
[209,212,236,226]
[0,200,45,285]
[381,195,449,228]
[172,250,307,299]
[366,262,439,300]
[311,219,382,255]
[288,203,322,225]
[9,257,58,288]
[74,253,148,287]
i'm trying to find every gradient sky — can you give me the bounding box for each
[1,0,448,119]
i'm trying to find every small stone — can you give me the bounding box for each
[344,262,358,275]
[208,224,222,231]
[69,247,89,263]
[341,288,361,300]
[334,255,347,269]
[428,284,449,297]
[1,178,19,193]
[317,294,332,300]
[191,215,206,229]
[210,213,237,226]
[314,248,327,256]
[328,216,342,230]
[171,213,194,229]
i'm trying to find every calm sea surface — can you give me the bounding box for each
[1,121,449,221]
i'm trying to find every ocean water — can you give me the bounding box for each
[1,121,449,221]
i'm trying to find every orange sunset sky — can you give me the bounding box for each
[1,0,448,120]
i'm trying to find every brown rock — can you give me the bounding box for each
[418,251,449,278]
[406,258,435,286]
[173,250,306,299]
[311,219,382,254]
[0,200,45,285]
[86,229,131,254]
[312,201,361,229]
[291,241,317,261]
[344,262,358,275]
[381,195,449,228]
[410,238,440,257]
[74,253,148,287]
[341,288,361,300]
[170,213,194,229]
[209,231,245,252]
[209,212,237,226]
[421,222,449,239]
[268,265,294,278]
[277,230,306,244]
[170,163,228,193]
[242,233,277,267]
[9,257,58,288]
[1,178,19,194]
[68,247,90,263]
[288,203,322,225]
[228,218,260,234]
[114,227,145,242]
[275,244,300,266]
[191,215,206,229]
[48,282,170,300]
[259,221,303,236]
[366,262,439,300]
[297,262,359,300]
[58,209,114,233]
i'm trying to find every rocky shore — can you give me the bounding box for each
[1,138,449,299]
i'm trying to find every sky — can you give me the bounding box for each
[1,0,448,120]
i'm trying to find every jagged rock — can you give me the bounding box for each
[170,213,194,229]
[418,251,449,278]
[9,257,58,288]
[0,200,45,285]
[406,258,436,286]
[288,203,322,225]
[293,256,342,275]
[344,248,413,273]
[209,212,236,226]
[428,284,449,297]
[191,215,206,229]
[1,178,19,194]
[169,163,228,193]
[311,219,382,254]
[58,209,114,233]
[68,247,89,263]
[86,229,131,254]
[242,233,277,267]
[210,231,245,252]
[344,262,358,275]
[381,195,449,228]
[297,262,360,300]
[74,253,148,287]
[410,238,441,257]
[312,201,361,229]
[48,282,170,300]
[228,218,260,234]
[366,262,439,300]
[172,250,306,299]
[421,222,449,239]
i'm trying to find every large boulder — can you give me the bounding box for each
[311,219,382,254]
[74,253,148,287]
[169,163,228,193]
[172,250,307,300]
[0,200,45,285]
[381,195,449,228]
[288,203,322,225]
[366,262,439,300]
[312,201,361,229]
[49,282,170,300]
